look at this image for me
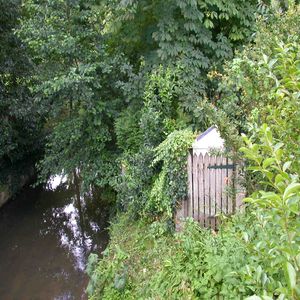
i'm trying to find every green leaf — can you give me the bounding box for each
[243,232,249,242]
[245,296,261,300]
[268,58,277,69]
[114,273,127,290]
[284,262,296,291]
[283,161,292,172]
[260,191,281,204]
[262,296,273,300]
[204,19,214,29]
[274,142,284,151]
[283,183,300,201]
[263,158,275,169]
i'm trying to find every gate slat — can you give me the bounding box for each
[193,154,199,220]
[198,154,205,226]
[227,158,234,214]
[215,156,222,227]
[209,156,216,230]
[220,156,227,214]
[187,151,193,217]
[203,153,210,227]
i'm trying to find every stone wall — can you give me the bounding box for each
[0,168,35,209]
[0,186,11,208]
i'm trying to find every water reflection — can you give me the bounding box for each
[47,173,68,191]
[0,173,109,300]
[42,174,108,272]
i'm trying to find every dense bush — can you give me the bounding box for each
[88,124,300,299]
[88,4,300,300]
[147,129,195,218]
[115,67,192,218]
[115,147,155,218]
[104,0,258,119]
[214,5,300,154]
[0,0,42,177]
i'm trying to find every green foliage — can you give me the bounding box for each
[115,66,189,218]
[89,125,300,300]
[86,4,300,300]
[8,2,300,297]
[17,0,126,188]
[0,0,42,168]
[14,0,261,195]
[0,0,43,195]
[87,213,173,299]
[115,108,142,153]
[140,66,180,147]
[104,0,258,125]
[146,129,195,218]
[115,147,155,218]
[241,125,300,299]
[213,5,300,153]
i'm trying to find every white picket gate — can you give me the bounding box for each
[176,150,244,230]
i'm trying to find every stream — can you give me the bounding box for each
[0,176,109,299]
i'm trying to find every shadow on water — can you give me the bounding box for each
[0,175,109,300]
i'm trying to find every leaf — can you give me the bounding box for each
[274,142,284,151]
[283,183,300,201]
[243,232,249,242]
[265,128,273,143]
[114,273,127,290]
[245,296,261,300]
[262,296,273,300]
[284,262,296,291]
[86,253,99,276]
[278,294,285,300]
[260,191,281,204]
[243,197,255,203]
[256,265,262,282]
[283,161,292,172]
[247,166,261,172]
[204,19,214,29]
[275,149,284,161]
[268,58,277,69]
[263,158,275,169]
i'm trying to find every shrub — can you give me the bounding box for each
[146,129,195,218]
[88,125,300,300]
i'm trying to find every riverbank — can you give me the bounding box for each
[88,188,300,299]
[86,213,175,299]
[0,155,40,209]
[0,168,35,208]
[87,212,255,299]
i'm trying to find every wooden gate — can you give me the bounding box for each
[177,150,243,230]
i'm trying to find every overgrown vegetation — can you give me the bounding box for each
[1,0,300,299]
[86,3,300,300]
[0,0,42,191]
[87,123,300,299]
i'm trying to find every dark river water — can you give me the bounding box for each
[0,177,109,300]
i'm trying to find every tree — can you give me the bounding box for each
[18,0,126,189]
[0,0,42,187]
[103,0,258,126]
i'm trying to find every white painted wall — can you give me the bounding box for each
[192,126,224,155]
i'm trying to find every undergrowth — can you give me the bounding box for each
[86,211,273,299]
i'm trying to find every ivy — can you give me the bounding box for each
[146,129,195,218]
